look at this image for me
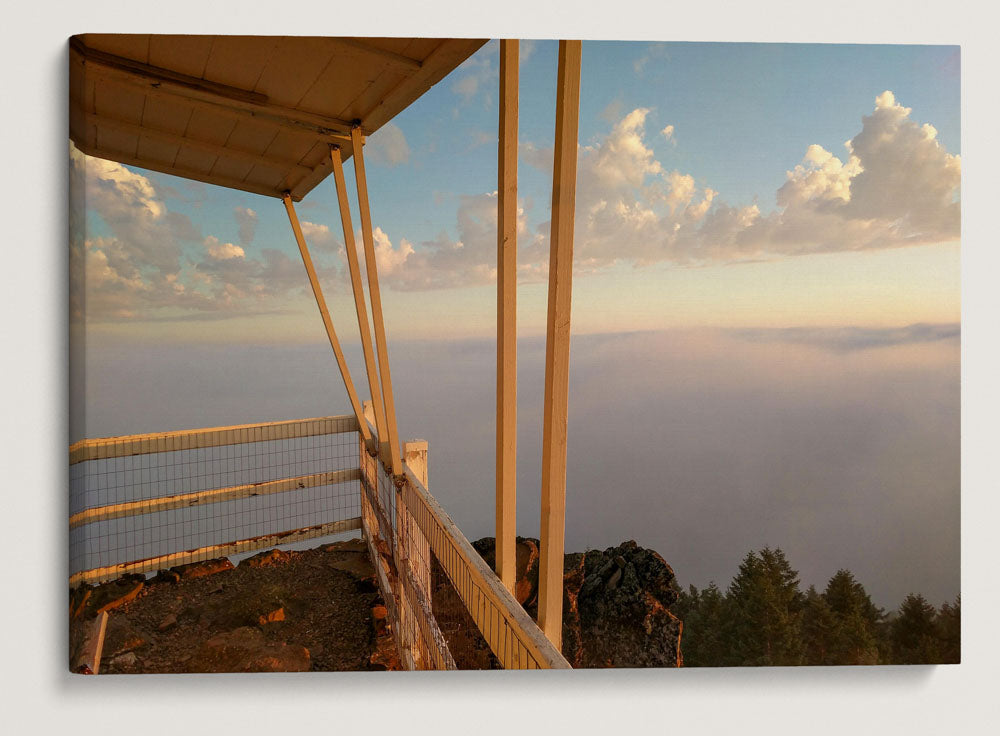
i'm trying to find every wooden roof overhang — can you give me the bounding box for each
[69,34,487,200]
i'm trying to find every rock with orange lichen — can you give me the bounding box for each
[473,537,683,668]
[241,549,294,569]
[170,557,234,579]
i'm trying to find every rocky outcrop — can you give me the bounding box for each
[473,537,683,668]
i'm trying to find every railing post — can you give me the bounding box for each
[403,440,428,487]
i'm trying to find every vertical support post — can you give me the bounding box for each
[403,439,431,605]
[330,145,388,458]
[351,126,403,477]
[282,193,371,445]
[537,40,582,649]
[496,39,519,595]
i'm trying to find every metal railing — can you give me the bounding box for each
[68,414,569,670]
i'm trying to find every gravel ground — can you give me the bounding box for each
[73,539,400,673]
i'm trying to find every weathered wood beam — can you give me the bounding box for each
[537,40,582,650]
[70,611,108,674]
[283,194,372,444]
[69,468,360,529]
[70,414,358,465]
[70,36,269,105]
[496,39,519,595]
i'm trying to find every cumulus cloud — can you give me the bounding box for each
[70,143,198,276]
[204,236,245,261]
[71,142,342,322]
[367,123,410,167]
[300,220,335,247]
[372,226,415,274]
[233,206,258,245]
[354,192,531,291]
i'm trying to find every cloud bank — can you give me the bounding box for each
[368,91,960,290]
[73,90,960,319]
[70,143,339,322]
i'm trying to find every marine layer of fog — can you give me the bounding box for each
[74,325,959,609]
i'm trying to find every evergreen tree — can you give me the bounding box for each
[677,582,728,666]
[936,595,961,664]
[725,548,805,666]
[823,569,882,665]
[802,585,837,665]
[890,593,941,664]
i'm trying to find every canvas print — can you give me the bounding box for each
[68,35,960,672]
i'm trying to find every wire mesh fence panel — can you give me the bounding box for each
[358,437,456,670]
[69,417,361,584]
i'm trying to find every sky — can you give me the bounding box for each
[71,40,961,342]
[70,40,961,608]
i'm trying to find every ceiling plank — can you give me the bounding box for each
[72,40,357,138]
[82,112,314,178]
